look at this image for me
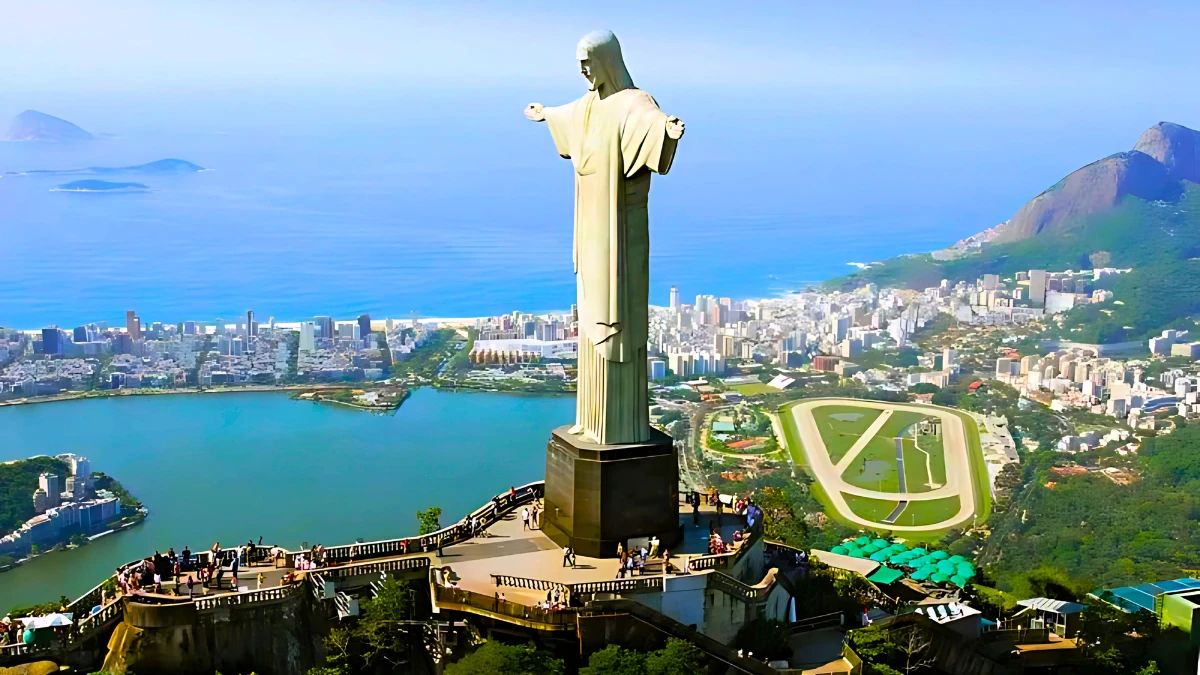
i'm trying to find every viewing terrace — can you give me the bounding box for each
[1,481,777,659]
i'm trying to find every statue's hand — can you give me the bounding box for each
[665,116,685,140]
[525,103,546,122]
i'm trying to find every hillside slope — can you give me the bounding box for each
[995,121,1199,243]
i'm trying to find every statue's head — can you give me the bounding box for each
[576,30,635,98]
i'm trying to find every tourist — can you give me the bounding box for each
[509,486,517,500]
[616,542,624,559]
[214,564,225,590]
[181,545,191,571]
[186,575,195,599]
[246,539,257,567]
[257,572,265,590]
[691,491,700,525]
[521,507,530,531]
[562,546,576,568]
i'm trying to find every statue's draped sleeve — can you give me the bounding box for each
[544,100,579,160]
[620,92,677,177]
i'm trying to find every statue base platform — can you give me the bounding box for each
[542,425,680,559]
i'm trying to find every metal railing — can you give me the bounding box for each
[790,611,842,634]
[318,482,543,565]
[432,584,577,629]
[489,573,664,597]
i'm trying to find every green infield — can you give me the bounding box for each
[875,410,928,439]
[842,493,900,522]
[841,435,901,492]
[894,496,961,527]
[909,432,947,488]
[811,405,884,463]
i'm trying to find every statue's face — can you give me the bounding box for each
[580,59,601,88]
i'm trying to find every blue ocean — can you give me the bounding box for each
[0,85,1108,329]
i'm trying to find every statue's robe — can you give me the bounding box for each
[544,88,678,445]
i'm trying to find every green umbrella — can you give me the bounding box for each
[909,556,929,568]
[930,551,949,561]
[888,552,909,564]
[843,541,859,550]
[888,543,907,553]
[910,568,931,581]
[831,545,849,555]
[947,555,966,565]
[957,566,976,579]
[861,544,880,555]
[872,539,889,548]
[950,575,967,587]
[931,573,951,583]
[870,551,889,562]
[855,536,871,546]
[937,561,957,573]
[910,547,926,555]
[920,564,939,576]
[848,549,865,558]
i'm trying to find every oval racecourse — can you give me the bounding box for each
[779,398,991,534]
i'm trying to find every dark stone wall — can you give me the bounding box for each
[103,593,322,675]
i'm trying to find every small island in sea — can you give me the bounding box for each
[52,180,150,193]
[29,158,206,176]
[3,110,93,142]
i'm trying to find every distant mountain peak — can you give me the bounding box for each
[994,121,1198,243]
[4,110,93,142]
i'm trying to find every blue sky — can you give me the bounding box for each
[4,1,1200,98]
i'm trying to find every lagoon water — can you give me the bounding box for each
[0,389,573,611]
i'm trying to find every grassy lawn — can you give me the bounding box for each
[840,435,900,492]
[895,496,961,527]
[901,439,934,493]
[842,493,900,522]
[911,432,947,487]
[875,410,928,439]
[811,404,884,463]
[733,382,777,396]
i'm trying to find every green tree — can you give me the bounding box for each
[356,577,416,668]
[581,644,646,675]
[446,641,565,675]
[417,506,443,536]
[643,638,710,675]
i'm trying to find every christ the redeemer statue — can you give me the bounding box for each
[526,30,684,446]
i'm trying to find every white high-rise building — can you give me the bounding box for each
[299,322,315,352]
[943,348,956,368]
[669,286,680,311]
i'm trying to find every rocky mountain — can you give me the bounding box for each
[3,110,93,142]
[994,121,1200,243]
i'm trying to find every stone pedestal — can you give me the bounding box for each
[542,425,680,558]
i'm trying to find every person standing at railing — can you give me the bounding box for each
[521,506,531,531]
